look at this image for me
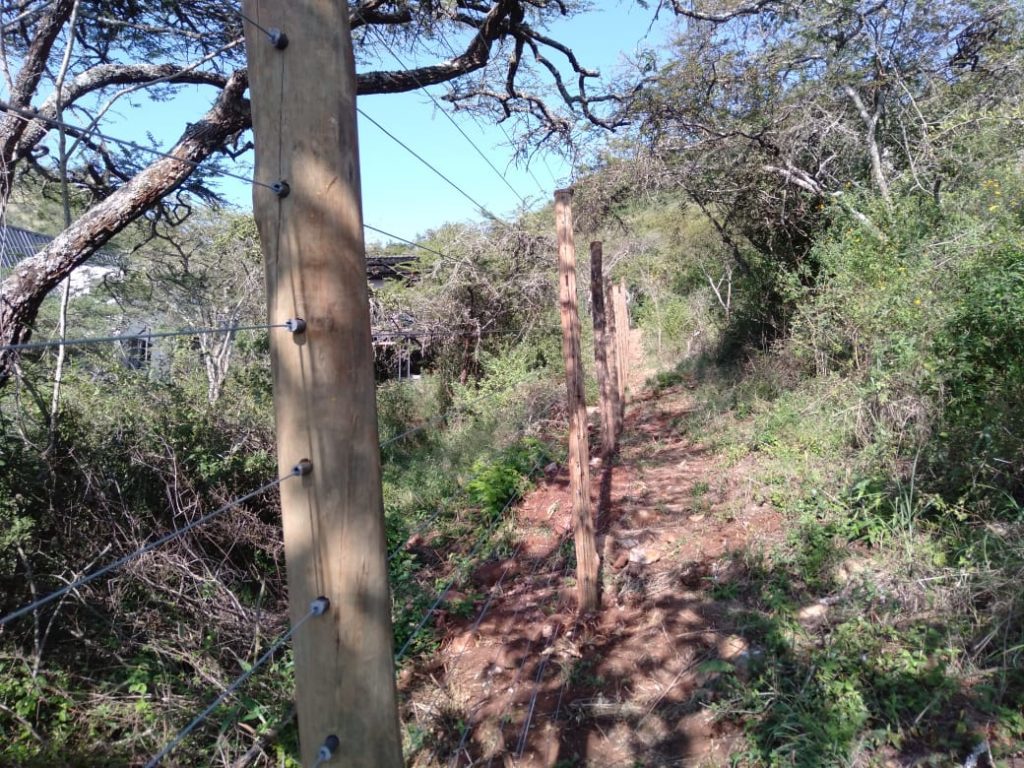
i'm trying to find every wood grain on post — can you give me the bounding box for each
[243,2,403,765]
[589,242,616,457]
[554,189,600,613]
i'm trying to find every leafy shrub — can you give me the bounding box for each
[466,437,549,518]
[933,245,1024,500]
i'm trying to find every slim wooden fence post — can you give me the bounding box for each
[244,2,403,765]
[612,282,629,413]
[603,279,622,442]
[589,242,617,457]
[554,189,600,613]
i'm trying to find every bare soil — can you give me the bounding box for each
[400,341,784,767]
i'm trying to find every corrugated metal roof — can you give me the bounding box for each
[0,225,122,270]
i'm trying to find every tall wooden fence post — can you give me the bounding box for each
[603,279,622,442]
[554,189,600,613]
[244,2,403,766]
[612,282,629,414]
[589,242,617,457]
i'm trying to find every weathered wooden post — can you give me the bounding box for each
[554,189,600,613]
[243,2,403,765]
[589,242,617,457]
[603,279,622,442]
[612,281,629,413]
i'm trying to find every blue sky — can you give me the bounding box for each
[103,0,671,245]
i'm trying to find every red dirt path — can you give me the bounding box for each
[399,345,784,767]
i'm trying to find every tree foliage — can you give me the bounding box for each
[0,0,626,381]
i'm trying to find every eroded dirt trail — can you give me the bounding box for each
[401,359,784,767]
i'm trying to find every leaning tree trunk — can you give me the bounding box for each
[0,72,250,386]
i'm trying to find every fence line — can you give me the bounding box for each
[434,30,549,198]
[0,464,309,627]
[394,457,544,663]
[0,320,301,353]
[442,529,562,766]
[0,6,579,765]
[359,107,499,221]
[145,596,329,768]
[0,104,480,259]
[0,100,279,192]
[363,223,452,259]
[368,25,528,207]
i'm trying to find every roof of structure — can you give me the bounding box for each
[366,253,417,281]
[0,225,123,270]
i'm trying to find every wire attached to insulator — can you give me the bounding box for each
[145,596,330,767]
[314,734,341,766]
[0,319,306,353]
[0,466,307,628]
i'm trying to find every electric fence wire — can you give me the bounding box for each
[441,526,559,767]
[479,530,577,767]
[387,511,443,564]
[510,490,609,761]
[363,223,451,259]
[366,25,528,207]
[0,100,278,191]
[0,468,306,628]
[0,321,297,353]
[0,104,448,251]
[480,620,545,767]
[393,457,545,663]
[382,386,558,569]
[435,30,549,198]
[237,6,285,48]
[514,621,565,758]
[145,597,329,768]
[358,107,499,221]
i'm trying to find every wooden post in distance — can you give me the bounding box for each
[243,2,403,765]
[603,278,622,442]
[612,281,629,416]
[589,242,617,457]
[554,189,600,613]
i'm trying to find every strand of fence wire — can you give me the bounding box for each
[0,100,278,191]
[478,534,577,767]
[442,528,560,767]
[478,618,546,767]
[2,321,499,355]
[384,384,558,570]
[511,518,590,761]
[363,223,451,259]
[0,105,443,254]
[387,510,445,564]
[0,467,305,628]
[393,456,545,663]
[145,596,328,768]
[507,519,585,762]
[358,107,499,221]
[237,7,286,47]
[367,25,528,207]
[0,320,299,353]
[514,622,566,758]
[434,30,548,198]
